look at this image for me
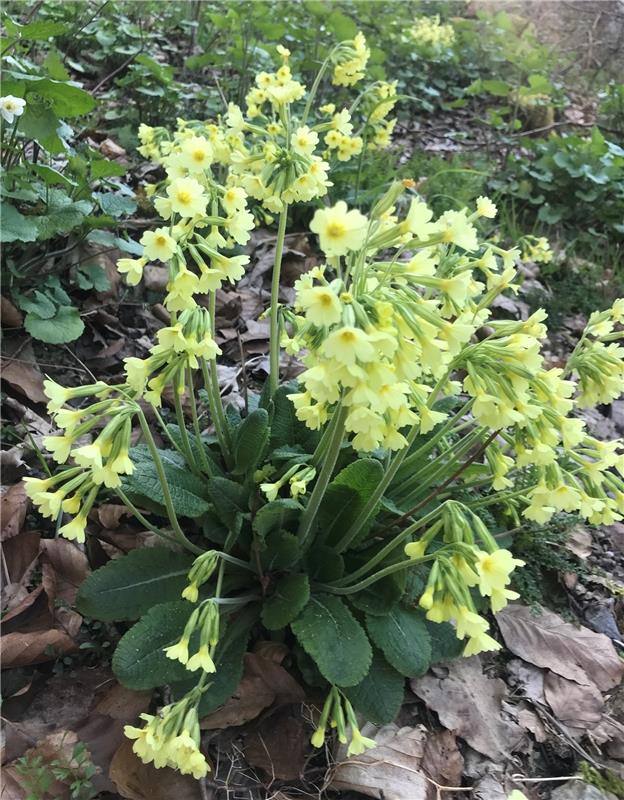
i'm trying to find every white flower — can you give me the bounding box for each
[0,95,26,124]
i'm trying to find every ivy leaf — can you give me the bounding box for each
[261,573,310,630]
[366,605,432,678]
[24,305,84,344]
[113,601,193,690]
[0,203,39,243]
[76,547,194,622]
[292,594,372,687]
[343,648,405,725]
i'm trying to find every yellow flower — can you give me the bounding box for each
[463,629,501,657]
[346,727,376,757]
[400,199,436,239]
[291,125,319,157]
[164,637,189,665]
[167,177,208,217]
[298,286,342,327]
[182,581,199,603]
[475,549,525,597]
[178,135,213,173]
[221,186,247,215]
[59,512,88,543]
[43,434,74,464]
[117,257,146,286]
[310,201,367,257]
[434,209,478,251]
[43,379,70,412]
[186,643,216,673]
[323,327,375,365]
[476,195,497,218]
[226,209,254,245]
[141,228,176,262]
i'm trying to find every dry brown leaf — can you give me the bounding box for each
[94,684,151,720]
[515,706,548,742]
[0,766,28,799]
[16,730,82,800]
[543,671,604,728]
[99,138,126,159]
[97,504,133,529]
[0,628,77,667]
[40,538,89,606]
[566,526,593,559]
[109,739,201,800]
[506,658,546,704]
[0,340,47,404]
[1,484,28,541]
[421,730,464,796]
[411,657,526,760]
[1,296,23,328]
[201,652,305,729]
[2,530,40,584]
[244,707,308,781]
[497,605,623,692]
[330,723,429,800]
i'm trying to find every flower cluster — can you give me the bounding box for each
[406,502,524,655]
[125,695,209,778]
[311,687,377,756]
[520,234,553,264]
[410,14,456,54]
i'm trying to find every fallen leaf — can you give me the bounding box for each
[0,447,26,483]
[566,526,592,560]
[496,605,623,692]
[421,730,464,795]
[506,658,546,704]
[244,707,308,781]
[1,530,40,584]
[411,657,526,760]
[1,296,23,327]
[1,484,28,541]
[0,766,27,799]
[109,739,201,800]
[94,684,152,720]
[99,138,126,159]
[98,504,133,529]
[0,341,47,404]
[551,780,618,800]
[330,723,429,800]
[1,628,77,667]
[13,730,82,800]
[201,652,305,729]
[515,706,548,742]
[543,671,604,728]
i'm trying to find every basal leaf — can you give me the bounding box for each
[261,573,310,630]
[366,605,432,678]
[113,601,193,690]
[292,594,371,687]
[77,547,194,622]
[343,648,405,725]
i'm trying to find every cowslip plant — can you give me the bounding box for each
[24,34,624,778]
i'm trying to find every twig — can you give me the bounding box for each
[92,49,143,94]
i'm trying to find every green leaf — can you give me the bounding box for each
[206,477,248,528]
[91,158,127,179]
[76,263,111,292]
[253,498,301,541]
[366,605,432,678]
[166,425,224,477]
[0,203,39,243]
[233,409,269,475]
[426,618,463,663]
[260,530,300,571]
[197,605,258,715]
[31,164,76,189]
[2,73,96,117]
[43,49,70,81]
[350,573,404,616]
[320,458,384,548]
[292,594,372,687]
[262,573,310,630]
[343,649,405,725]
[77,547,194,622]
[326,9,358,40]
[304,545,344,582]
[35,189,91,240]
[128,459,210,519]
[94,191,137,218]
[113,601,192,689]
[14,290,56,319]
[24,306,84,344]
[5,19,67,40]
